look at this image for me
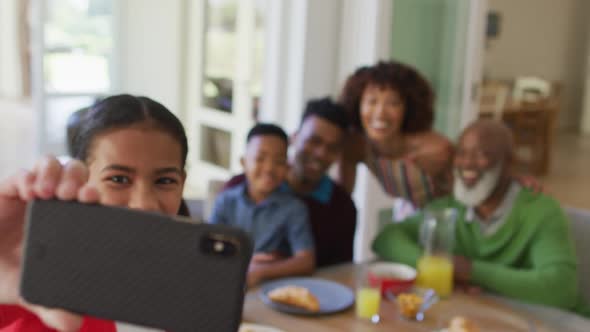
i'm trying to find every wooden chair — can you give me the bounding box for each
[478,78,561,176]
[508,79,560,175]
[479,82,510,120]
[503,108,548,176]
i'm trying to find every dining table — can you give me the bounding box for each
[242,263,569,332]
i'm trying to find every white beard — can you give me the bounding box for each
[454,163,503,208]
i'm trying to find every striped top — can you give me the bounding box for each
[366,147,449,208]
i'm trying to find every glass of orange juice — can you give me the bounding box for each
[355,263,381,323]
[417,208,457,298]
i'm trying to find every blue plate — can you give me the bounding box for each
[259,277,355,315]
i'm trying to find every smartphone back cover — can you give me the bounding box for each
[21,200,253,332]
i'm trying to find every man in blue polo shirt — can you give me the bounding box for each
[223,98,357,267]
[210,124,314,287]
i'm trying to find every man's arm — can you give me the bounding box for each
[372,215,423,267]
[471,261,578,308]
[470,207,579,309]
[334,132,364,194]
[343,194,358,261]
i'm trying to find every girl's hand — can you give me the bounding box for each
[0,156,100,331]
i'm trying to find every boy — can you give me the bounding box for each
[210,123,315,287]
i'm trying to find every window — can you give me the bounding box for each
[185,0,269,196]
[202,0,237,113]
[44,0,113,93]
[39,0,115,155]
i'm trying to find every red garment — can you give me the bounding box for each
[0,305,116,332]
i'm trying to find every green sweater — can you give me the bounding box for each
[372,189,590,317]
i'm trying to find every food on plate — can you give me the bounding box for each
[268,285,320,312]
[239,328,255,332]
[397,292,423,319]
[448,316,480,332]
[239,323,284,332]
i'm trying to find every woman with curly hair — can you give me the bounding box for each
[337,61,453,208]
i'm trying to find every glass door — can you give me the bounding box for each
[390,0,487,139]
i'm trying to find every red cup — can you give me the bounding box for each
[368,262,417,297]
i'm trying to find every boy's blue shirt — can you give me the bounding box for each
[210,181,314,255]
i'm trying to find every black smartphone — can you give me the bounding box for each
[20,199,253,332]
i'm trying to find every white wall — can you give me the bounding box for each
[299,1,342,109]
[0,0,24,99]
[0,3,35,174]
[116,0,187,117]
[0,100,36,178]
[484,0,589,130]
[261,0,343,133]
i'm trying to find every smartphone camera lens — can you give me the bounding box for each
[201,234,237,257]
[213,241,225,253]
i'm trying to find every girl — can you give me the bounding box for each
[0,94,188,331]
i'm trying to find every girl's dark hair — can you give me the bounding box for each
[339,60,435,134]
[72,94,188,167]
[66,107,89,157]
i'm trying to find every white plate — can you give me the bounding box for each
[239,323,286,332]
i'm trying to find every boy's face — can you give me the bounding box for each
[241,135,288,197]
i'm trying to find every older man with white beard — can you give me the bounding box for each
[372,119,590,317]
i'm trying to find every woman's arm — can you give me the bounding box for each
[406,131,454,178]
[334,132,365,194]
[335,159,357,194]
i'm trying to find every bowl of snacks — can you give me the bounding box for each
[393,288,438,321]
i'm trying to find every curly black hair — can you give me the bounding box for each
[301,97,349,131]
[246,123,288,146]
[338,60,435,134]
